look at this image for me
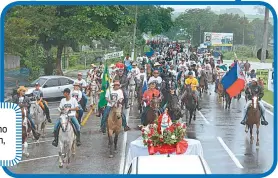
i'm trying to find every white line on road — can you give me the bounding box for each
[198,111,210,125]
[28,139,53,145]
[119,108,130,174]
[20,155,58,163]
[217,137,244,169]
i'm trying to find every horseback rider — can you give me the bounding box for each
[184,72,202,110]
[52,88,81,147]
[214,65,225,93]
[168,85,183,121]
[71,82,84,124]
[12,86,41,140]
[75,73,88,112]
[88,64,97,75]
[114,68,129,109]
[240,78,268,126]
[139,80,161,125]
[32,83,51,123]
[100,81,131,133]
[148,70,162,90]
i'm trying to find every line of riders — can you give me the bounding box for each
[13,43,268,151]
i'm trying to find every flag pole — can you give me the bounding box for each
[234,52,248,84]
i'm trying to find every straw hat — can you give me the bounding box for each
[91,64,96,67]
[154,62,160,66]
[17,86,28,93]
[73,82,80,86]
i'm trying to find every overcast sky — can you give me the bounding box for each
[163,5,272,16]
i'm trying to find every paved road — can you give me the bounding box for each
[7,84,274,174]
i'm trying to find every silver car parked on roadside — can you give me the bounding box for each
[25,76,75,99]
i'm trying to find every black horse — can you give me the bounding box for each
[181,84,197,125]
[224,91,232,109]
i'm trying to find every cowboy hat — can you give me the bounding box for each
[91,64,96,67]
[110,64,115,68]
[17,86,28,93]
[154,62,160,66]
[252,78,258,82]
[73,82,80,86]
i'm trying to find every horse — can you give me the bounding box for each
[87,79,100,113]
[106,102,123,158]
[168,93,183,122]
[199,70,207,98]
[58,111,77,168]
[181,84,197,125]
[30,100,47,142]
[224,91,232,109]
[127,73,137,106]
[217,83,225,103]
[143,95,162,126]
[245,95,261,146]
[22,107,31,157]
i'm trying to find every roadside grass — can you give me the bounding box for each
[263,88,273,105]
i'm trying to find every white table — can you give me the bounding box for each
[125,137,203,171]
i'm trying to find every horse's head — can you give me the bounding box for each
[111,102,122,119]
[21,107,28,125]
[30,101,40,116]
[59,113,70,132]
[185,84,192,94]
[150,94,161,109]
[251,95,259,109]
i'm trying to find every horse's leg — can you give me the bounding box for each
[189,109,192,125]
[256,124,260,146]
[114,132,119,153]
[193,109,196,121]
[108,130,114,158]
[250,125,254,144]
[58,140,63,168]
[245,125,249,133]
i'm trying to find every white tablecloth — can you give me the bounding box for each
[125,137,203,171]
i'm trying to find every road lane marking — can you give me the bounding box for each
[20,155,58,163]
[217,137,244,169]
[119,108,130,174]
[197,111,210,125]
[28,139,53,145]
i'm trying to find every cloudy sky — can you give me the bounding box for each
[163,5,272,16]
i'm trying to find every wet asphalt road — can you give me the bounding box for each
[7,84,274,174]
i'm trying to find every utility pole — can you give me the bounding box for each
[261,7,269,63]
[131,5,138,61]
[242,14,245,45]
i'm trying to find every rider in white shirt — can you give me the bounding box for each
[169,65,177,77]
[71,82,84,124]
[75,73,88,111]
[52,88,81,147]
[148,70,162,89]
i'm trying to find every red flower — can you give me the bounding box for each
[159,138,164,142]
[182,124,186,129]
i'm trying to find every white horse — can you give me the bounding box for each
[58,111,76,168]
[22,107,31,157]
[30,101,47,143]
[127,72,137,106]
[89,80,100,113]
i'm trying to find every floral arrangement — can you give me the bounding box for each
[141,113,188,155]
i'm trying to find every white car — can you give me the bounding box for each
[125,155,211,174]
[24,76,75,99]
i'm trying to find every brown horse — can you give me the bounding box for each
[245,95,261,146]
[22,107,32,157]
[144,95,162,126]
[217,83,225,103]
[199,70,207,98]
[107,102,123,158]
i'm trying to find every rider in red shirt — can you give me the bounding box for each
[143,81,160,105]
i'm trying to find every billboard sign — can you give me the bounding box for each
[204,32,233,46]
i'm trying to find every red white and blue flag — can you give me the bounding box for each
[221,62,245,97]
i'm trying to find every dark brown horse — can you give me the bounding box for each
[199,70,207,98]
[22,107,32,157]
[245,95,261,146]
[107,102,123,158]
[144,95,162,126]
[181,84,197,125]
